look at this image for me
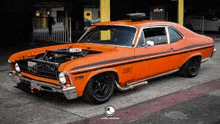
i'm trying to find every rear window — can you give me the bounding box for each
[168,27,182,43]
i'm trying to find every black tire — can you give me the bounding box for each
[83,72,115,104]
[17,82,31,92]
[179,58,201,77]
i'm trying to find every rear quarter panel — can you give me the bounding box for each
[172,23,214,65]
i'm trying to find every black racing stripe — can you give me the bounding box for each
[177,43,213,51]
[135,51,170,59]
[73,51,170,71]
[73,56,135,70]
[71,43,213,74]
[71,45,213,74]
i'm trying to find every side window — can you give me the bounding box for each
[168,27,182,43]
[136,27,168,47]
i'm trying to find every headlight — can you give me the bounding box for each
[15,63,20,72]
[59,72,66,84]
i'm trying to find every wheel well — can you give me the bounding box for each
[87,71,119,86]
[112,72,119,83]
[91,71,118,79]
[178,55,202,77]
[181,55,202,69]
[191,55,202,62]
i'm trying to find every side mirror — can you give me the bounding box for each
[145,40,154,47]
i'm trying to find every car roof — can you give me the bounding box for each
[94,20,176,28]
[93,20,201,39]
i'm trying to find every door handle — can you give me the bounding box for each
[170,48,174,52]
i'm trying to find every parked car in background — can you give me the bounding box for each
[8,14,215,104]
[184,13,220,32]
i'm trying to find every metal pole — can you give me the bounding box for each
[100,0,110,40]
[178,0,184,25]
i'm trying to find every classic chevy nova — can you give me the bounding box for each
[8,17,215,104]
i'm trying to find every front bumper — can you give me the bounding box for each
[8,72,78,100]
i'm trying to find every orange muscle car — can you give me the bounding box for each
[8,16,216,104]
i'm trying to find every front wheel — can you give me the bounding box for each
[179,58,201,77]
[83,72,115,104]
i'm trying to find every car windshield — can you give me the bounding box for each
[78,26,137,47]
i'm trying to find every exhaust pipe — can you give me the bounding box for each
[115,80,148,91]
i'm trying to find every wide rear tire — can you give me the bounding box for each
[179,58,201,77]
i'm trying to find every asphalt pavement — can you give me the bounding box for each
[0,33,220,124]
[75,79,220,124]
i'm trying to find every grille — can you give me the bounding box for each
[16,59,59,80]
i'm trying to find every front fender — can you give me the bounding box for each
[87,68,118,83]
[72,68,119,97]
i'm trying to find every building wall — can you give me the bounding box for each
[84,8,100,21]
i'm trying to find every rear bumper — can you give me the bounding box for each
[8,72,78,100]
[212,48,216,58]
[213,48,216,54]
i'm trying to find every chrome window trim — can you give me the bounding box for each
[77,24,138,48]
[135,26,169,48]
[77,27,92,42]
[168,26,185,40]
[165,26,171,44]
[135,28,144,48]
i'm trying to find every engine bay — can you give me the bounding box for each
[35,48,101,64]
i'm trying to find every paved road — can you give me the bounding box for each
[0,40,220,124]
[77,79,220,124]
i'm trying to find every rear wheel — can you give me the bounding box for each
[179,57,201,77]
[83,72,115,104]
